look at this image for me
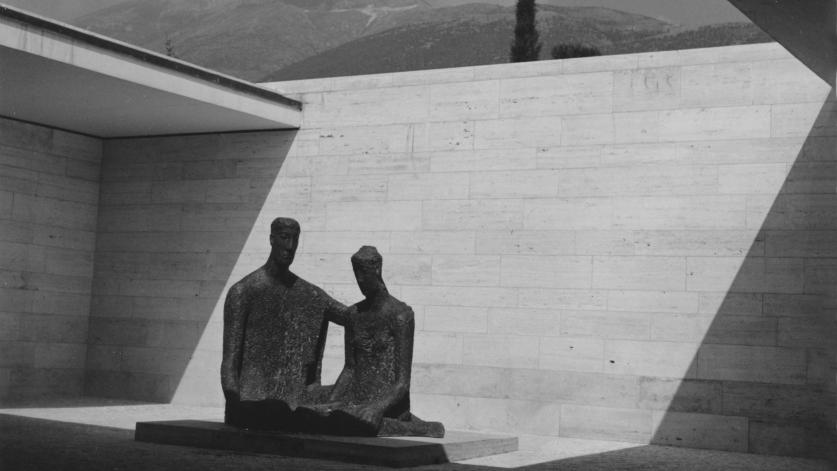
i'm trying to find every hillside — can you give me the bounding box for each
[263,10,769,81]
[73,0,769,82]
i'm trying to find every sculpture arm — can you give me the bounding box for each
[328,314,355,402]
[379,308,414,411]
[324,295,349,326]
[220,283,246,402]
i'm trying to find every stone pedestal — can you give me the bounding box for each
[135,420,517,467]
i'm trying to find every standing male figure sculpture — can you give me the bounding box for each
[221,217,344,428]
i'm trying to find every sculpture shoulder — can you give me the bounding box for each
[387,297,414,325]
[293,276,340,303]
[227,268,268,298]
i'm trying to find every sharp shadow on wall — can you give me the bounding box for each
[84,130,297,404]
[651,95,837,459]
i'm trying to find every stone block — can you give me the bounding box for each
[660,106,771,141]
[430,80,499,120]
[577,230,760,257]
[424,200,523,231]
[560,405,652,442]
[562,114,614,145]
[388,173,469,200]
[563,53,638,73]
[136,420,518,467]
[517,288,606,311]
[649,313,713,343]
[613,67,681,112]
[427,121,474,151]
[696,344,807,384]
[593,256,685,291]
[85,369,173,402]
[327,201,422,231]
[390,231,475,255]
[31,291,90,317]
[613,196,748,230]
[784,162,837,195]
[686,256,804,294]
[751,59,832,105]
[470,170,559,199]
[411,364,507,398]
[462,334,540,368]
[430,148,537,172]
[722,382,828,423]
[348,152,431,175]
[299,231,390,254]
[524,198,612,230]
[704,315,777,346]
[316,125,414,156]
[476,230,575,255]
[561,310,651,340]
[500,255,592,289]
[772,102,836,138]
[612,110,661,144]
[499,72,613,117]
[539,336,604,373]
[508,369,640,408]
[424,306,487,333]
[474,117,562,150]
[651,411,748,452]
[604,340,698,378]
[748,421,832,458]
[536,145,601,169]
[311,174,387,202]
[776,317,831,348]
[19,314,89,343]
[310,86,429,126]
[638,377,723,414]
[120,346,192,375]
[753,194,837,231]
[12,194,97,231]
[706,289,763,319]
[486,308,561,336]
[413,332,462,364]
[718,163,789,195]
[33,342,87,369]
[0,341,35,368]
[401,286,518,308]
[431,255,499,287]
[9,367,84,397]
[681,62,754,108]
[558,165,717,197]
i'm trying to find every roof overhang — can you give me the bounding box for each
[0,4,302,138]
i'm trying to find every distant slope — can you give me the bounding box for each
[74,0,769,82]
[263,8,769,81]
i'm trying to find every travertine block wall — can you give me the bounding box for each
[88,43,835,458]
[86,132,297,401]
[258,42,835,457]
[0,118,101,401]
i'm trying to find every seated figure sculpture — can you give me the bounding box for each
[296,246,445,438]
[221,217,345,429]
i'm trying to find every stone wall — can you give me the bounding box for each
[86,131,298,401]
[90,43,835,458]
[0,118,101,401]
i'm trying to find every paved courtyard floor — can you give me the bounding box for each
[0,398,832,471]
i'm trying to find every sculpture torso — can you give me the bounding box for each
[233,269,330,404]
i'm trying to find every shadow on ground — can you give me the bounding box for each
[0,413,831,471]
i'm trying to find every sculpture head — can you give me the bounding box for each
[351,246,386,298]
[269,217,300,269]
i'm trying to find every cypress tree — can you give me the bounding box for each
[510,0,541,62]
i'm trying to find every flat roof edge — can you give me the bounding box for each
[0,4,302,111]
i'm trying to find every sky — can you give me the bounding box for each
[6,0,748,26]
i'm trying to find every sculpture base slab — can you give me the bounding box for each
[135,420,518,468]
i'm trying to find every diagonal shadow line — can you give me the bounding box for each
[651,94,837,459]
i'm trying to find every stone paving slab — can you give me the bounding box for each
[136,420,517,467]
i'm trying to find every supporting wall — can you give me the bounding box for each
[83,42,835,458]
[0,118,102,401]
[86,130,298,401]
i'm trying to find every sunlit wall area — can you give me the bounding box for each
[261,42,834,456]
[0,118,102,401]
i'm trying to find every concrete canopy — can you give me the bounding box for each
[0,5,302,138]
